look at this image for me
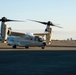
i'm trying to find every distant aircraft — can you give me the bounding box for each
[0,17,62,49]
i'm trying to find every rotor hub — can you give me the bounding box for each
[47,21,53,26]
[2,17,7,22]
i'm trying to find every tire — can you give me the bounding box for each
[25,46,29,49]
[13,45,16,49]
[41,46,45,49]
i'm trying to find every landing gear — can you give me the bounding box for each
[13,45,17,49]
[41,46,45,49]
[41,42,46,49]
[25,46,29,49]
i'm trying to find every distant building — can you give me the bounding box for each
[67,38,73,41]
[67,38,69,41]
[70,38,72,41]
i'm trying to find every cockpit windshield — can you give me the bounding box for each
[35,36,43,42]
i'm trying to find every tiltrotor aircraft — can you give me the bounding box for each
[0,17,62,49]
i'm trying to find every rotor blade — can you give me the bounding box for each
[27,19,47,25]
[6,19,25,22]
[0,19,2,21]
[0,17,25,22]
[28,19,62,28]
[52,24,63,28]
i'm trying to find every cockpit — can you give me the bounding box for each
[34,36,43,42]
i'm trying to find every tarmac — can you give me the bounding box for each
[0,40,76,75]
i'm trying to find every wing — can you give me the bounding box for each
[10,31,25,37]
[33,32,49,36]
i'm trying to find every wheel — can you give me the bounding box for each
[41,46,45,49]
[25,46,29,49]
[13,45,16,49]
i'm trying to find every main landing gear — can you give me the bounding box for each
[12,45,17,49]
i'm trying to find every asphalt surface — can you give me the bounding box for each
[0,50,76,75]
[0,41,76,75]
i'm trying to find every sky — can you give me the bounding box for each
[0,0,76,40]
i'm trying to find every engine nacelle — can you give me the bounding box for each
[45,26,52,45]
[1,22,8,43]
[45,26,52,33]
[7,27,12,35]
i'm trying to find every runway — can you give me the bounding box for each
[0,41,76,75]
[0,50,76,75]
